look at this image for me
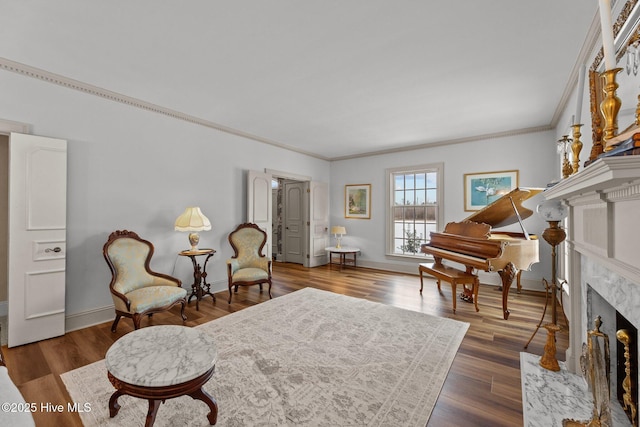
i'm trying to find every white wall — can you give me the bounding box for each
[0,63,570,330]
[0,70,330,327]
[330,130,559,289]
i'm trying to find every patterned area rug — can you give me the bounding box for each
[61,287,469,426]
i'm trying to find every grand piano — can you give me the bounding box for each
[420,187,543,320]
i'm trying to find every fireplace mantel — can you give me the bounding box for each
[542,155,640,376]
[544,156,640,201]
[544,156,640,285]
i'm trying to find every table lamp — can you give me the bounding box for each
[331,226,346,248]
[175,207,211,251]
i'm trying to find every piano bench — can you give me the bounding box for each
[419,262,480,313]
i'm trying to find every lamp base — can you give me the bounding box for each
[540,322,561,371]
[336,237,342,249]
[188,232,200,251]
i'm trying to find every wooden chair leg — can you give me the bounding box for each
[180,300,187,322]
[133,313,142,330]
[473,278,480,312]
[111,314,122,333]
[419,269,424,294]
[451,281,457,314]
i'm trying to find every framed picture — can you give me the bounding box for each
[345,184,371,219]
[463,170,518,211]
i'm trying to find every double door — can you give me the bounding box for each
[247,170,329,267]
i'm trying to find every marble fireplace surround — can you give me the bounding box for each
[543,156,640,411]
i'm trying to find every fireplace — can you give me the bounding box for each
[583,257,639,425]
[540,156,640,425]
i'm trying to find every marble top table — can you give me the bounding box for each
[105,325,218,426]
[325,247,360,267]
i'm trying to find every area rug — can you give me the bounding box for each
[61,287,469,426]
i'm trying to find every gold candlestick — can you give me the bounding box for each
[600,68,623,150]
[558,135,573,179]
[616,329,637,425]
[571,124,583,174]
[562,151,573,179]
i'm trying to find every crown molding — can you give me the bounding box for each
[0,56,559,162]
[0,57,330,161]
[330,125,553,161]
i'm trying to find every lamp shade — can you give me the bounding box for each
[331,226,346,235]
[174,207,212,231]
[536,200,568,222]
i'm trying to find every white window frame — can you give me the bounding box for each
[385,162,444,258]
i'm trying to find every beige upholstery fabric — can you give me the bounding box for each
[104,230,187,331]
[227,223,272,303]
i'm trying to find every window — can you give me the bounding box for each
[387,163,443,256]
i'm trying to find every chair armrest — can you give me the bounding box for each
[254,257,271,273]
[227,259,240,275]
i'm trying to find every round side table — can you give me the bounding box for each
[325,246,360,268]
[105,325,218,426]
[179,248,217,310]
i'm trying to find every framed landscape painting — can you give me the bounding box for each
[345,184,371,219]
[463,170,518,211]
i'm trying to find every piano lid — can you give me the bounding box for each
[464,187,543,229]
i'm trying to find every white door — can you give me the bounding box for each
[283,181,305,264]
[307,181,329,267]
[8,133,67,347]
[246,170,272,258]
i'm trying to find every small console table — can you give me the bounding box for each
[179,249,216,310]
[105,325,218,426]
[325,247,360,268]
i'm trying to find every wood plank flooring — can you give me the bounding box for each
[1,262,568,426]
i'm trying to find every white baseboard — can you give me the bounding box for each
[65,305,114,332]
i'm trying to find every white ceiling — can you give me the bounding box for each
[0,1,599,160]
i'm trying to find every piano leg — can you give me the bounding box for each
[498,262,517,320]
[516,270,523,294]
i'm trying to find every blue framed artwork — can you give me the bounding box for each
[463,170,518,211]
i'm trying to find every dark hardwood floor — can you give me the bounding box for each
[2,262,568,426]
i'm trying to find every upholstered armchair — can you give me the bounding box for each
[226,223,272,303]
[103,230,187,332]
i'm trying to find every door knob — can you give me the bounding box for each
[45,247,62,253]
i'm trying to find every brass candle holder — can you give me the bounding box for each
[600,68,623,151]
[558,135,573,179]
[616,329,637,426]
[571,124,583,175]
